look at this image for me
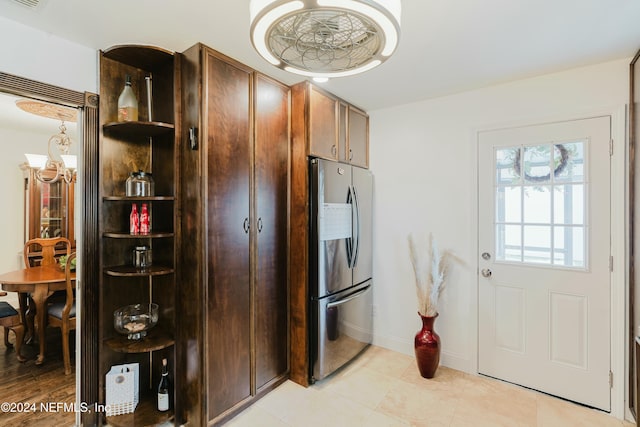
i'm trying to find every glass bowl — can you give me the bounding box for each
[114,303,159,340]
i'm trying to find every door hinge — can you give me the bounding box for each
[609,139,613,156]
[609,255,613,272]
[609,371,613,388]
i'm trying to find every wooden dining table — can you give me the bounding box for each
[0,265,75,365]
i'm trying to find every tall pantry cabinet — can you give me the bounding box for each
[178,43,289,426]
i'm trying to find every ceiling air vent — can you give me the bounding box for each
[5,0,46,9]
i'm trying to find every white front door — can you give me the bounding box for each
[478,116,611,411]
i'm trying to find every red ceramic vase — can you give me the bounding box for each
[414,312,440,378]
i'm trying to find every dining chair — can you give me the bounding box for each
[46,252,76,375]
[23,237,71,268]
[22,237,72,333]
[0,291,26,362]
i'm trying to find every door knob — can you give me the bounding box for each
[481,268,492,278]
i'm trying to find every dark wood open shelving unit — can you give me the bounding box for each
[105,393,174,427]
[104,265,174,277]
[103,231,174,238]
[105,328,175,353]
[103,196,175,202]
[103,44,174,69]
[103,121,174,138]
[99,44,178,426]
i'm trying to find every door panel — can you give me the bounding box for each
[254,73,289,390]
[351,165,373,286]
[348,106,369,168]
[478,117,611,411]
[312,159,353,297]
[204,50,252,419]
[339,102,348,162]
[309,87,338,160]
[312,282,372,381]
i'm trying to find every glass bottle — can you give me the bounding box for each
[140,203,150,235]
[129,204,139,235]
[117,75,139,122]
[157,358,170,412]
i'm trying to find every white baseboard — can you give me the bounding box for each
[372,332,474,374]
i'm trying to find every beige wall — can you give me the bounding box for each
[368,58,629,372]
[0,16,97,93]
[0,17,92,274]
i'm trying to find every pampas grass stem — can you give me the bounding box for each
[408,233,452,317]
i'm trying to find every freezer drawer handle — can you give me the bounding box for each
[326,285,371,309]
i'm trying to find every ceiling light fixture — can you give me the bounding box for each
[25,121,76,184]
[250,0,401,80]
[17,99,78,184]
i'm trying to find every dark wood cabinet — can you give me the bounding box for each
[297,82,369,168]
[23,167,76,248]
[98,45,178,427]
[204,46,253,421]
[178,44,289,426]
[347,105,369,168]
[254,73,290,390]
[309,85,339,161]
[636,338,640,426]
[338,101,348,163]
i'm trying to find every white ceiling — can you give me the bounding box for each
[1,0,640,111]
[0,92,77,134]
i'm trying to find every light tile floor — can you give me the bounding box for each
[226,345,635,427]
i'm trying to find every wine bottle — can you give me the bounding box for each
[157,358,170,412]
[117,75,139,122]
[140,203,150,235]
[129,204,139,235]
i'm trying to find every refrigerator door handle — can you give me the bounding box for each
[352,184,361,268]
[326,284,371,309]
[346,186,354,268]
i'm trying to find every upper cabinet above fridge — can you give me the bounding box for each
[294,82,369,168]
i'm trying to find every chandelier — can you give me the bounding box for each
[18,99,77,184]
[24,121,76,184]
[249,0,401,80]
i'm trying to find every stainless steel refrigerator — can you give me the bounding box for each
[309,158,373,382]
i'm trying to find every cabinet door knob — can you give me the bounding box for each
[331,145,337,156]
[243,218,250,234]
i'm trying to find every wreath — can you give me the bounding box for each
[513,144,570,182]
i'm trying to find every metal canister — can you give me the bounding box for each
[133,245,152,268]
[126,170,154,197]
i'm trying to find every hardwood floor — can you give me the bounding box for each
[0,325,76,426]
